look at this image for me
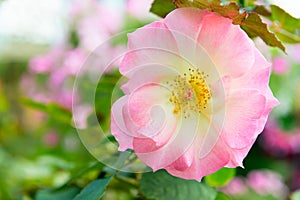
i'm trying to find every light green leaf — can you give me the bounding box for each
[205,167,236,187]
[270,5,300,32]
[215,192,231,200]
[21,98,72,124]
[140,170,217,200]
[73,176,112,200]
[269,5,300,43]
[291,190,300,200]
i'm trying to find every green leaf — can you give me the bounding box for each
[241,12,285,52]
[268,5,300,43]
[21,98,72,124]
[215,192,231,200]
[73,176,112,200]
[291,190,300,200]
[94,70,122,130]
[252,5,272,17]
[150,0,176,18]
[205,167,236,187]
[270,5,300,33]
[173,0,286,52]
[140,170,217,200]
[95,70,122,115]
[174,0,212,10]
[35,187,80,200]
[175,0,246,24]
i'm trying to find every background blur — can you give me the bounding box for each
[0,0,300,199]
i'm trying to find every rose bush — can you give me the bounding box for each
[111,8,279,181]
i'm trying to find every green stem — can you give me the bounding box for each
[114,175,138,188]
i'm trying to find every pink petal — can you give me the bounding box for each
[111,96,134,151]
[121,63,179,94]
[223,89,267,149]
[165,138,230,181]
[231,49,271,93]
[197,12,255,78]
[256,87,279,134]
[135,114,199,171]
[120,21,183,74]
[164,8,208,41]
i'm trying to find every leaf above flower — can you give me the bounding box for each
[150,0,286,52]
[174,0,286,52]
[150,0,176,18]
[268,5,300,44]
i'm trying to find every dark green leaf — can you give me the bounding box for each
[253,5,271,17]
[150,0,176,18]
[95,71,122,115]
[140,170,217,200]
[35,187,80,200]
[94,70,122,131]
[205,167,236,187]
[215,192,231,200]
[69,30,80,47]
[74,176,112,200]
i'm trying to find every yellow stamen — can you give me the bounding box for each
[167,67,211,117]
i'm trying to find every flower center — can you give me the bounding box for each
[167,68,211,118]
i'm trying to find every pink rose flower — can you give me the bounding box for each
[111,8,279,180]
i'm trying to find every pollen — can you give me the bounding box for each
[167,67,211,117]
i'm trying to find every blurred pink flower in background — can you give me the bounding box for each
[29,46,65,74]
[42,131,59,148]
[222,170,288,199]
[111,8,278,181]
[290,44,300,63]
[247,170,288,198]
[62,48,86,76]
[70,0,99,17]
[221,177,248,195]
[126,0,154,19]
[55,89,76,110]
[272,57,290,75]
[261,119,300,156]
[73,0,124,51]
[23,0,126,111]
[73,105,92,129]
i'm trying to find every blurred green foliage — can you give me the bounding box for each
[0,0,300,199]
